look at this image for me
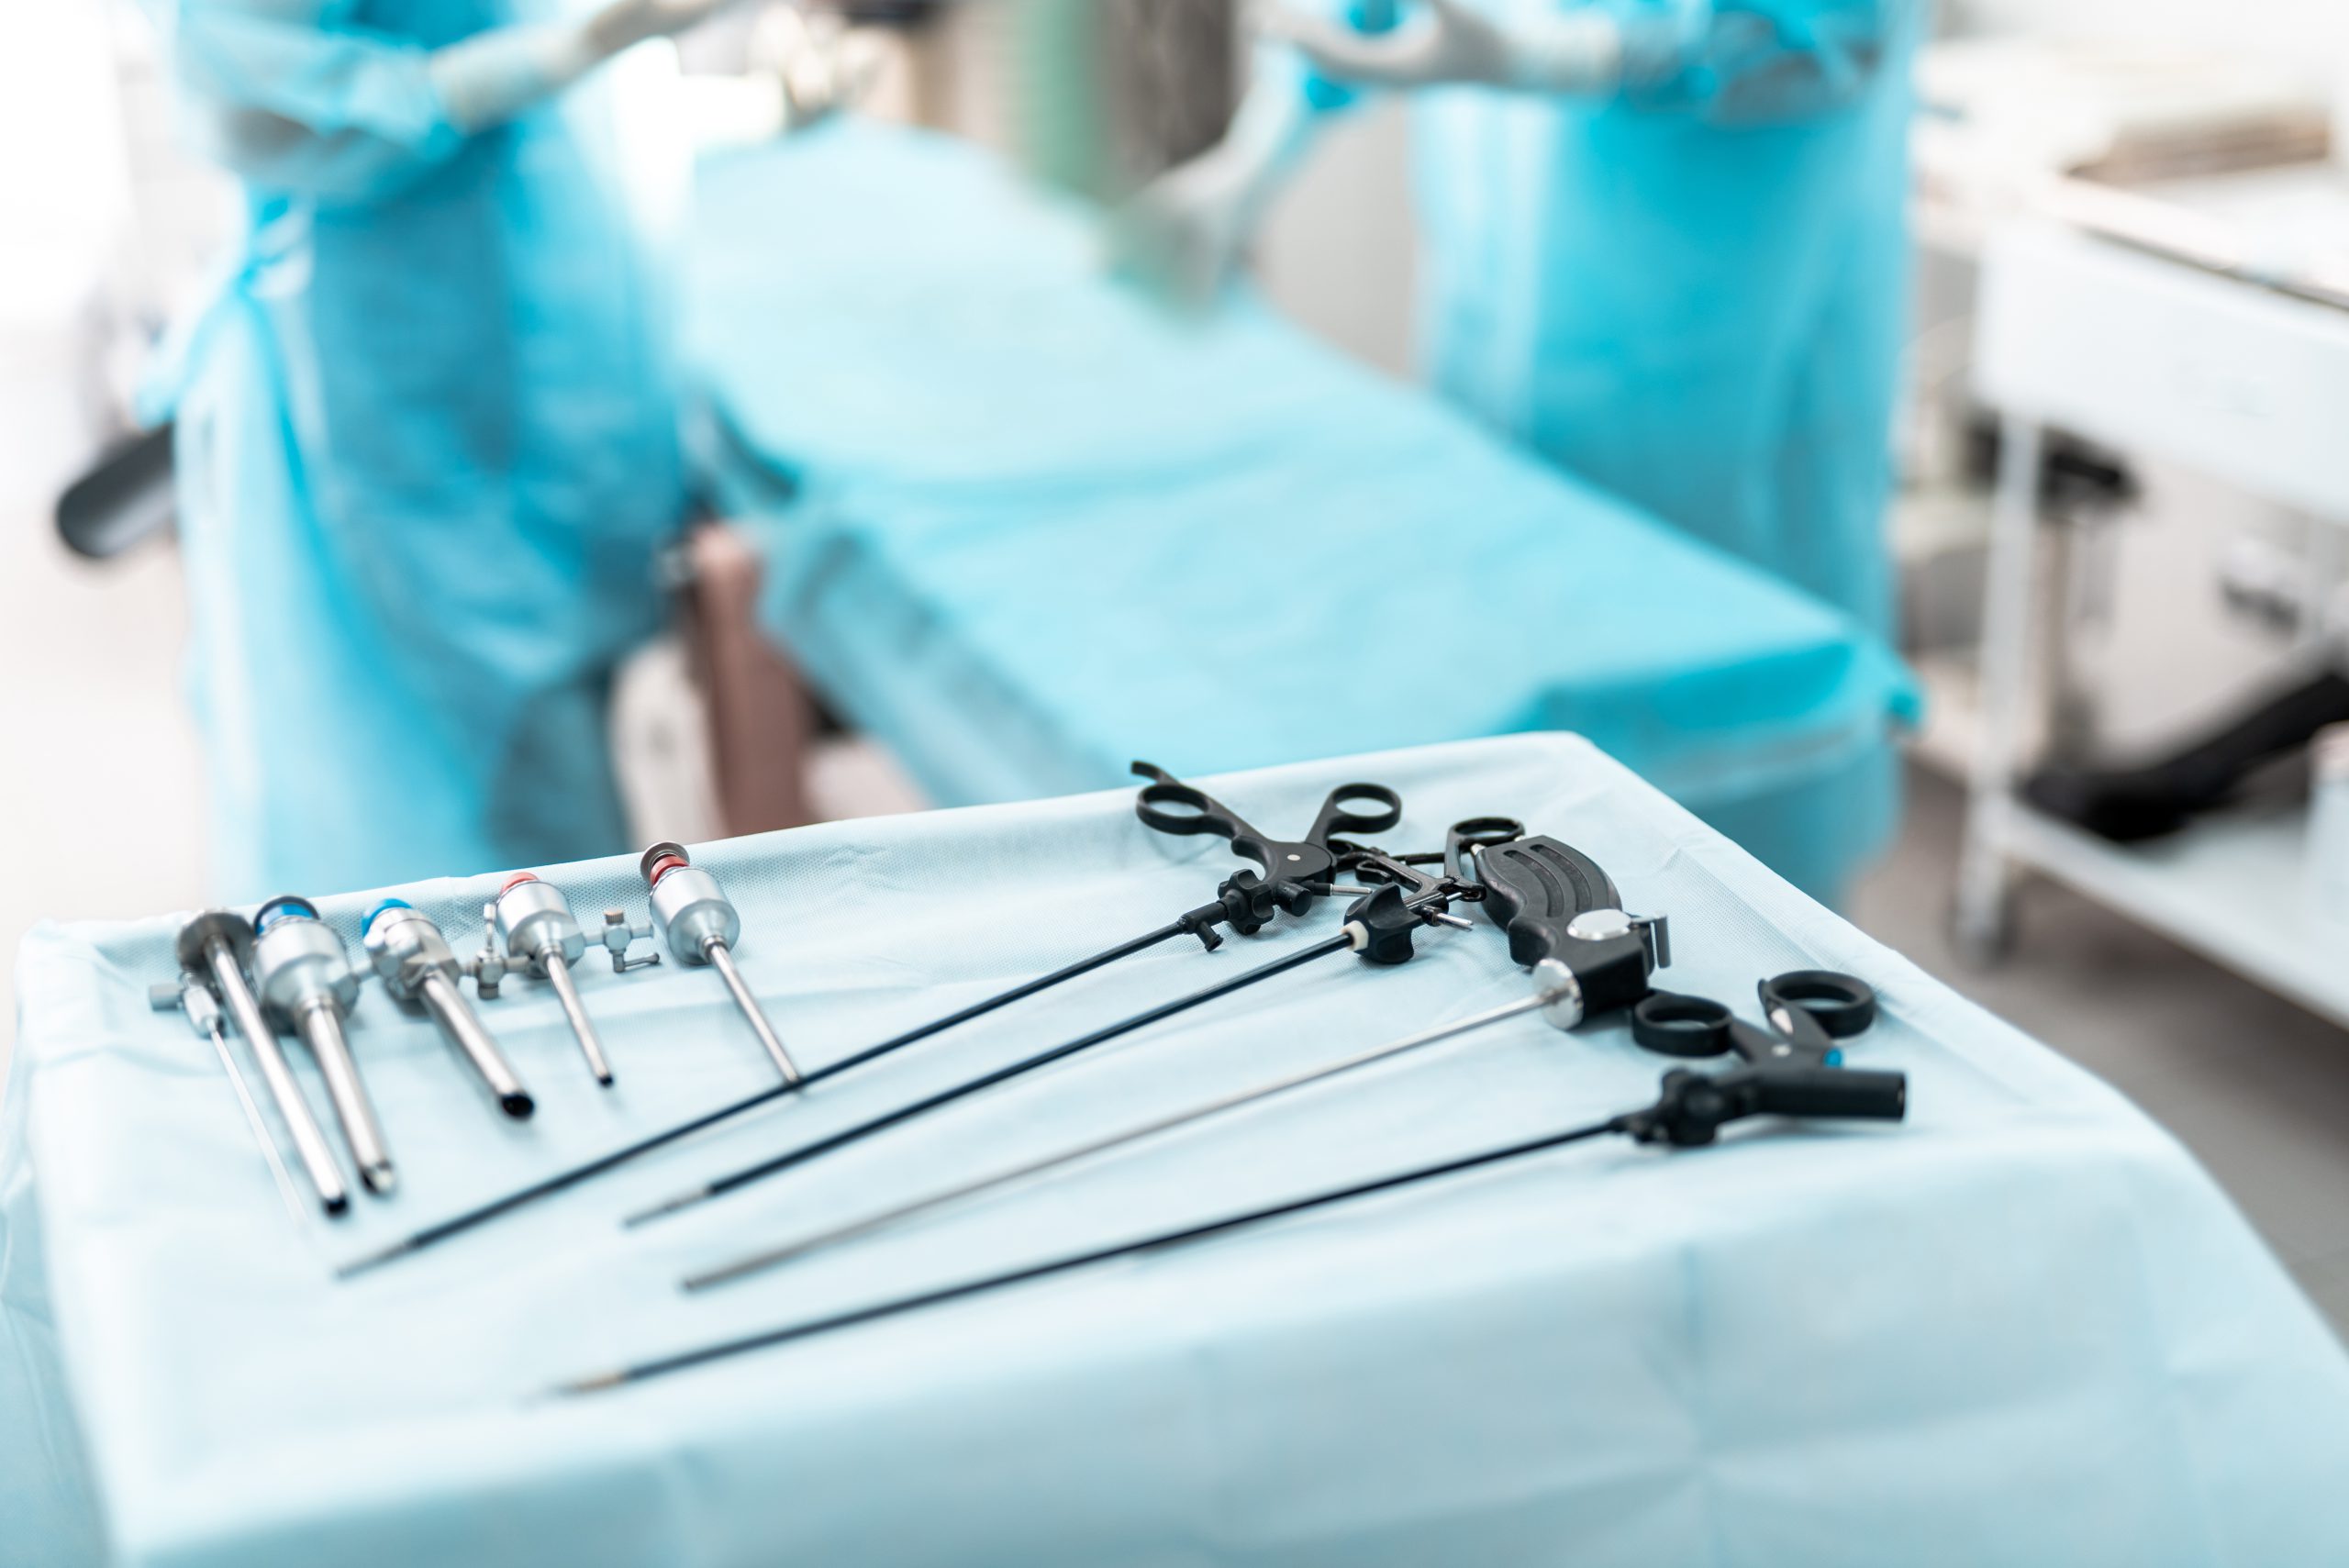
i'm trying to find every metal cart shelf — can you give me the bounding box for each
[1955,217,2349,1029]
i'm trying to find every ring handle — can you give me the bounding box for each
[1442,817,1524,882]
[1631,992,1737,1059]
[1130,762,1253,843]
[1304,782,1402,846]
[1759,971,1876,1039]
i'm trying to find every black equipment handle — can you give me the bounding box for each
[1623,1064,1909,1147]
[1130,762,1399,885]
[1132,762,1403,944]
[1470,837,1622,967]
[1750,1064,1909,1123]
[1632,970,1877,1068]
[1470,835,1655,1023]
[1756,971,1876,1059]
[1442,817,1526,883]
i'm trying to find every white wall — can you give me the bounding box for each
[1254,99,1419,379]
[1951,0,2349,82]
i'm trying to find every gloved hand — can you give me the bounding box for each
[582,0,731,57]
[764,5,885,134]
[430,0,735,135]
[1111,59,1314,307]
[1257,0,1622,95]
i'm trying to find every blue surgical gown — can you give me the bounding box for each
[1298,0,1918,636]
[145,0,685,899]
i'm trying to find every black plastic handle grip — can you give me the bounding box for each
[1748,1065,1908,1123]
[1625,1062,1909,1145]
[1472,837,1623,967]
[1131,762,1260,842]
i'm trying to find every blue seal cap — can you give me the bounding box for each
[254,895,319,934]
[363,898,412,932]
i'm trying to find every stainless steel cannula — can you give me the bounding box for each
[251,895,395,1195]
[150,970,310,1223]
[362,899,534,1118]
[487,873,647,1085]
[640,842,801,1083]
[172,910,350,1216]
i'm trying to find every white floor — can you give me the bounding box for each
[0,498,2342,1336]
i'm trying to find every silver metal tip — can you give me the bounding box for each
[551,1369,628,1397]
[332,1240,406,1278]
[622,1192,700,1228]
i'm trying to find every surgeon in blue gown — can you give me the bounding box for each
[146,0,727,898]
[1130,0,1920,639]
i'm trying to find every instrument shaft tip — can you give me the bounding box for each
[332,1239,410,1279]
[622,1191,703,1228]
[552,1369,629,1397]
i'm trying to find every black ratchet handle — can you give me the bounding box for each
[1472,836,1624,968]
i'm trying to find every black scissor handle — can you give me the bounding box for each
[1303,782,1403,847]
[1633,969,1877,1066]
[1630,992,1742,1059]
[1131,762,1259,842]
[1130,763,1408,933]
[1758,971,1876,1038]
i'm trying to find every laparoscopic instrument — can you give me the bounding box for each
[152,879,670,1219]
[156,910,352,1220]
[624,843,1493,1228]
[251,895,395,1195]
[680,834,1668,1290]
[482,873,658,1086]
[362,900,534,1119]
[333,767,1415,1275]
[150,971,311,1223]
[641,843,802,1082]
[556,1046,1909,1396]
[160,911,351,1216]
[1631,970,1885,1070]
